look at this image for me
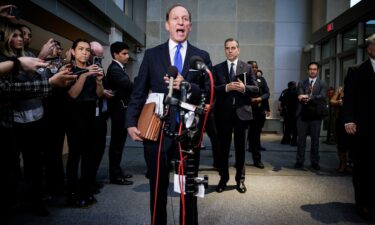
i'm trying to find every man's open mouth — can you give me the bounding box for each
[176,29,185,34]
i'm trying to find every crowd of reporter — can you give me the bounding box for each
[0,4,108,221]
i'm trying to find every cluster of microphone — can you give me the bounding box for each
[163,56,210,130]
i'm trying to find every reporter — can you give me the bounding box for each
[0,8,76,219]
[65,38,104,208]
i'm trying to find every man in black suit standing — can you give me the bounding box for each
[213,38,258,194]
[247,61,270,168]
[125,4,211,225]
[294,62,327,171]
[343,34,375,221]
[106,42,134,185]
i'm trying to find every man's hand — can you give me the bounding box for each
[127,127,143,141]
[0,5,16,20]
[226,81,245,93]
[251,97,262,103]
[345,123,357,134]
[298,94,310,103]
[164,74,184,91]
[18,56,49,72]
[103,89,114,98]
[48,69,77,87]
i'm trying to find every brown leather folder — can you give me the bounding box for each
[137,102,161,141]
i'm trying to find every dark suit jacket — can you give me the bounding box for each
[252,75,270,115]
[106,61,133,121]
[213,60,258,121]
[296,77,327,117]
[343,59,375,137]
[125,41,212,129]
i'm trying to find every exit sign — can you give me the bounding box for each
[327,22,334,32]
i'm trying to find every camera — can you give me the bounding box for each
[9,6,20,19]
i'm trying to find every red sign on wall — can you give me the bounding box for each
[327,22,334,32]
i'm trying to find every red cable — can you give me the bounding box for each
[152,121,165,225]
[153,68,215,225]
[177,122,185,225]
[196,69,215,148]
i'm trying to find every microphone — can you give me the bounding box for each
[180,81,189,103]
[189,56,209,72]
[167,66,178,98]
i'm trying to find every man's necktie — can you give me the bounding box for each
[309,80,314,95]
[174,44,183,74]
[229,62,235,81]
[173,44,182,124]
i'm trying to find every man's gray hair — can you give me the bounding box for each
[366,34,375,47]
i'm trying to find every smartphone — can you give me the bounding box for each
[74,68,89,76]
[45,56,60,62]
[9,6,20,19]
[92,56,103,67]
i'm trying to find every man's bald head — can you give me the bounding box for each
[90,41,104,57]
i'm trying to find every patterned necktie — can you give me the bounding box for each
[174,44,183,74]
[309,80,314,95]
[229,62,235,81]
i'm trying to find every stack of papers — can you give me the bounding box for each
[145,93,164,116]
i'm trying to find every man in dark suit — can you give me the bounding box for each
[294,62,327,171]
[125,4,211,225]
[279,81,298,146]
[247,62,270,169]
[106,42,133,185]
[213,38,258,194]
[343,34,375,221]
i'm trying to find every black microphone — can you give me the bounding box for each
[167,66,178,98]
[189,56,209,72]
[180,81,189,102]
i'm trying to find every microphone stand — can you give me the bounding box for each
[180,81,198,225]
[164,76,209,225]
[181,74,209,225]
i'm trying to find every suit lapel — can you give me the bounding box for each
[236,61,243,74]
[221,61,230,83]
[364,59,374,76]
[183,42,193,78]
[160,41,171,72]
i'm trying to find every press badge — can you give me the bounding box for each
[95,107,99,117]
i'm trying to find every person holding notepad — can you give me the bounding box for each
[213,38,258,194]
